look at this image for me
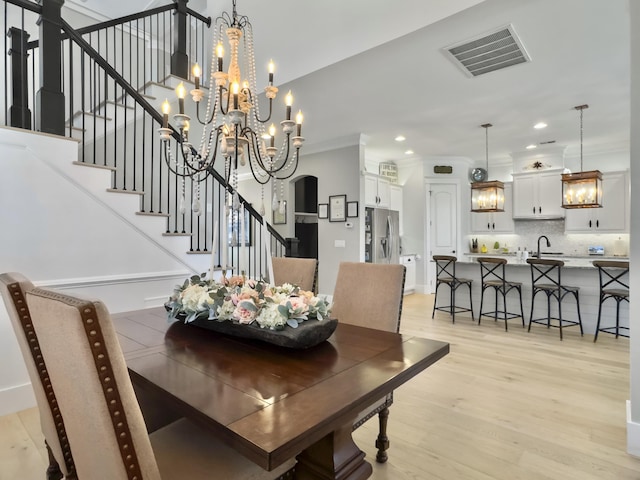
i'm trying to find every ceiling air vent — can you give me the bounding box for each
[444,25,530,77]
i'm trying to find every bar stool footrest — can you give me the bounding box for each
[434,305,473,315]
[480,311,523,320]
[597,326,629,338]
[529,317,581,329]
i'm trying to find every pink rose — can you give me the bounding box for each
[281,296,309,315]
[228,275,244,287]
[233,299,258,324]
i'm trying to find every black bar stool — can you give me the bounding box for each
[526,258,583,340]
[592,260,629,342]
[432,255,474,323]
[477,257,525,331]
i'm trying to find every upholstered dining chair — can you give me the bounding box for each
[330,261,406,464]
[2,272,294,480]
[0,272,72,480]
[271,256,318,293]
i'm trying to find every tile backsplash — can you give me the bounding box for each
[468,219,629,257]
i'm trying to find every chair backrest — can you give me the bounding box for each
[25,287,162,480]
[477,257,507,285]
[433,255,458,281]
[272,257,318,293]
[0,273,75,477]
[330,262,405,332]
[526,258,564,288]
[592,260,629,293]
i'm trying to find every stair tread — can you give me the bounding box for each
[72,161,116,171]
[106,188,144,195]
[136,211,170,217]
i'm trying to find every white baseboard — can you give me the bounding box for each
[627,400,640,457]
[0,383,36,417]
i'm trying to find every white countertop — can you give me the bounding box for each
[463,252,629,268]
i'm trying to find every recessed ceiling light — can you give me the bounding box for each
[534,122,547,129]
[526,144,537,150]
[404,150,414,155]
[395,135,406,142]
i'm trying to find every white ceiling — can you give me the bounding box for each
[67,0,631,169]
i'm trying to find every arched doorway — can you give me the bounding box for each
[293,175,318,259]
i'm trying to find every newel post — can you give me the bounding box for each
[36,0,65,136]
[8,27,32,130]
[171,0,189,79]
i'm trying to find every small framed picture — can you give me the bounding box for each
[228,208,251,246]
[318,203,328,219]
[273,202,286,225]
[329,194,347,222]
[347,201,359,218]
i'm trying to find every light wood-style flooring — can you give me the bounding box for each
[2,294,639,479]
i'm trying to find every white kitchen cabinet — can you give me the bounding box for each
[564,171,629,233]
[471,182,514,233]
[364,173,390,208]
[512,169,565,219]
[400,254,416,294]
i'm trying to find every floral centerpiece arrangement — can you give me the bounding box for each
[166,273,331,331]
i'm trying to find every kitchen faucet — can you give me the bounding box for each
[536,235,551,259]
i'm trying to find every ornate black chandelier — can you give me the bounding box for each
[158,0,304,217]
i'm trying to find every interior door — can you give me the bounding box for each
[427,183,458,292]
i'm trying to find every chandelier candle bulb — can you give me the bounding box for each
[268,59,274,85]
[216,43,224,72]
[296,110,303,136]
[183,120,189,142]
[176,82,186,114]
[161,99,170,128]
[193,63,201,89]
[269,123,276,147]
[232,81,239,109]
[285,91,293,120]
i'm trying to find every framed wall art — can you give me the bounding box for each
[273,203,286,224]
[329,194,346,222]
[318,203,328,219]
[347,201,359,218]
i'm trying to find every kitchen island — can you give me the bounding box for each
[439,253,630,336]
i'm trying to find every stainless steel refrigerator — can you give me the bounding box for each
[365,207,400,264]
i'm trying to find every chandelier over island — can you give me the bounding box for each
[470,123,505,213]
[158,0,305,220]
[561,104,602,209]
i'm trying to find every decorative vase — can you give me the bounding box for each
[166,305,338,349]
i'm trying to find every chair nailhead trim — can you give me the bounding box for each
[7,282,76,477]
[74,298,144,480]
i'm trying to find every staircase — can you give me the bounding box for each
[2,0,286,280]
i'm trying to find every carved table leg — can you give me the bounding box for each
[45,441,63,480]
[295,423,372,480]
[374,407,390,463]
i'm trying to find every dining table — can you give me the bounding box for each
[112,306,450,480]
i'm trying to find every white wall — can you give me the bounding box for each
[0,127,195,415]
[291,144,361,295]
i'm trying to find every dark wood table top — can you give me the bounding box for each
[113,307,450,473]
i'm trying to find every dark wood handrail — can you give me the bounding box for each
[4,0,40,14]
[25,4,210,49]
[64,5,210,39]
